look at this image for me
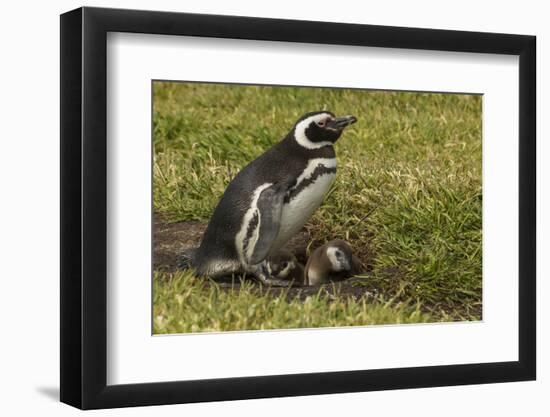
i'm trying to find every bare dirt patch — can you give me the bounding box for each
[153,215,379,302]
[152,216,480,319]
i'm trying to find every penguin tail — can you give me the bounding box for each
[178,247,198,271]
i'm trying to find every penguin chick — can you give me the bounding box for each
[266,250,305,286]
[304,239,364,286]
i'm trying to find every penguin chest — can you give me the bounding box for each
[273,159,336,250]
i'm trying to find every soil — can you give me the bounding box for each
[153,215,379,302]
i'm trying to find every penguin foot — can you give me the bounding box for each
[255,276,292,287]
[248,262,292,287]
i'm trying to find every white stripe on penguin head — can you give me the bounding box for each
[294,113,334,149]
[326,246,342,270]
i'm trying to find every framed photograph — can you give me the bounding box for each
[60,6,536,409]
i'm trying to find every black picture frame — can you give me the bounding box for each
[60,6,536,410]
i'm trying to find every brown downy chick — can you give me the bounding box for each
[304,239,364,286]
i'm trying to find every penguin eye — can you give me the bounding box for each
[317,120,325,127]
[282,261,288,268]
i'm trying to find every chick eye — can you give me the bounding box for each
[282,262,288,268]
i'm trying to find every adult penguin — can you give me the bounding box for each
[184,111,357,285]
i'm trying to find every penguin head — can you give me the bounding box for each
[293,111,357,149]
[325,239,354,272]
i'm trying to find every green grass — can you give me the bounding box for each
[153,271,432,334]
[153,81,482,333]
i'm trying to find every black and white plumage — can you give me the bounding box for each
[187,111,357,285]
[265,250,305,285]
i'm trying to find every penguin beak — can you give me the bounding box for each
[327,115,357,131]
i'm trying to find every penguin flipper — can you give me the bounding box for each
[248,182,286,265]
